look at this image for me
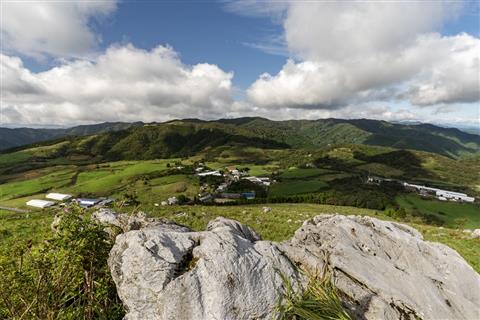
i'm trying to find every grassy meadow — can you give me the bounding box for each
[1,143,479,274]
[1,203,479,273]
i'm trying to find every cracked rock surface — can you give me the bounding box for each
[104,211,480,320]
[108,215,300,320]
[281,214,480,320]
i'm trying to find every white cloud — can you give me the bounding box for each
[1,45,234,125]
[1,0,117,59]
[244,1,479,110]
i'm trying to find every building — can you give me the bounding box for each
[46,193,72,201]
[403,182,475,203]
[243,176,271,186]
[219,193,242,199]
[436,190,475,203]
[216,183,229,192]
[97,198,114,206]
[241,191,256,200]
[199,194,214,202]
[76,198,102,208]
[197,170,222,177]
[26,199,55,208]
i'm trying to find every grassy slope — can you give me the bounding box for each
[1,204,478,272]
[396,195,480,229]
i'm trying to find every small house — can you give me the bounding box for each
[197,170,222,177]
[199,194,214,202]
[242,191,256,200]
[46,193,72,201]
[76,198,102,208]
[26,199,55,208]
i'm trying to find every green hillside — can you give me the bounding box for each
[0,122,141,151]
[2,118,478,158]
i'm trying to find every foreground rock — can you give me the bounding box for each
[108,216,300,319]
[281,215,480,319]
[104,211,480,320]
[92,208,190,233]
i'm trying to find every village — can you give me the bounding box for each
[25,163,274,210]
[367,176,475,203]
[163,164,273,205]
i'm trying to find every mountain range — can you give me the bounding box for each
[1,118,478,159]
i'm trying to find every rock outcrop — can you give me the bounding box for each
[281,214,480,320]
[92,208,190,233]
[108,215,300,320]
[103,211,480,320]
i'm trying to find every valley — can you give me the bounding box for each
[1,118,479,319]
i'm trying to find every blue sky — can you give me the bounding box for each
[23,1,287,90]
[1,0,479,126]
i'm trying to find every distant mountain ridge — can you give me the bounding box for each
[1,118,479,158]
[0,122,142,151]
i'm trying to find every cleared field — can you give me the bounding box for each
[396,195,480,229]
[71,161,170,194]
[137,175,199,203]
[280,167,331,179]
[269,180,328,197]
[0,151,32,166]
[356,163,403,177]
[0,169,76,201]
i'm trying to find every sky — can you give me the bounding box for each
[1,0,479,127]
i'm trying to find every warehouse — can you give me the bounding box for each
[46,193,72,201]
[26,199,55,209]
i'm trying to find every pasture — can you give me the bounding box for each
[396,195,480,229]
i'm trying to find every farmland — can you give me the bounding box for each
[395,195,480,229]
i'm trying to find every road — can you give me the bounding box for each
[0,206,30,213]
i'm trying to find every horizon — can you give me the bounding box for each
[1,1,479,127]
[2,116,479,135]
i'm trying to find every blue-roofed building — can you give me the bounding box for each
[241,192,256,200]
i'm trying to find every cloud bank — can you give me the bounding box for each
[0,0,478,126]
[1,45,233,125]
[1,0,117,59]
[244,1,479,111]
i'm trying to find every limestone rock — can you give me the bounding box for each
[108,216,300,320]
[106,212,480,320]
[92,208,189,233]
[281,214,480,320]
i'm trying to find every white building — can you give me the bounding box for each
[46,193,72,201]
[76,198,102,208]
[243,176,271,186]
[26,199,55,208]
[436,190,475,203]
[197,170,222,177]
[403,182,475,203]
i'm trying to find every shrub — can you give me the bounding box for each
[0,206,124,319]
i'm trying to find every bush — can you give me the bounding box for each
[0,206,124,319]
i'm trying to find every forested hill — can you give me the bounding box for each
[0,122,142,151]
[1,118,479,158]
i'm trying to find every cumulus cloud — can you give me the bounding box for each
[243,1,479,110]
[1,0,117,59]
[1,45,234,125]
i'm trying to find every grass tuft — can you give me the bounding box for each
[276,267,352,320]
